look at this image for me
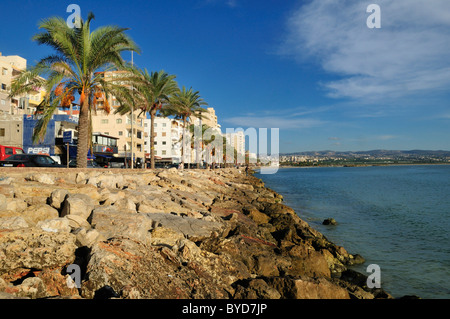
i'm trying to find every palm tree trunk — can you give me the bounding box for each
[182,116,187,169]
[76,97,90,168]
[150,108,156,169]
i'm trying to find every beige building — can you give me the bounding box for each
[91,70,145,160]
[0,113,22,148]
[191,107,220,130]
[0,53,46,115]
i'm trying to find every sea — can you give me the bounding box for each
[255,165,450,299]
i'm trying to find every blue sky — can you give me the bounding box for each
[1,0,449,153]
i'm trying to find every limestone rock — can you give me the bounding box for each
[5,198,28,212]
[20,204,59,227]
[0,216,29,230]
[61,194,95,220]
[25,173,55,185]
[90,209,153,243]
[65,214,91,230]
[48,189,69,210]
[268,276,350,299]
[0,194,6,210]
[37,218,71,233]
[74,228,105,248]
[0,228,77,275]
[145,213,225,242]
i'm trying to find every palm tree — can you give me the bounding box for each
[116,68,178,169]
[10,13,139,168]
[164,86,208,168]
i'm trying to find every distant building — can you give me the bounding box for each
[225,130,245,162]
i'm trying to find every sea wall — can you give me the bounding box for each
[0,167,391,299]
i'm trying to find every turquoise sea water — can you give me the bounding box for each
[255,165,450,299]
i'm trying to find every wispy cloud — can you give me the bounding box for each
[222,115,327,129]
[203,0,238,8]
[280,0,450,102]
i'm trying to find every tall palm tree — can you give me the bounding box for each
[116,68,178,169]
[10,13,139,168]
[164,86,208,168]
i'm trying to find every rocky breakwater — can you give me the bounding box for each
[0,167,391,299]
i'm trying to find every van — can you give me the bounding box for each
[0,145,25,161]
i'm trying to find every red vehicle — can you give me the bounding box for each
[0,145,25,161]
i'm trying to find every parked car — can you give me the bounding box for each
[0,154,65,167]
[0,145,25,161]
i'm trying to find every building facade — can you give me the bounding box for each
[143,117,184,164]
[91,70,146,161]
[0,53,46,115]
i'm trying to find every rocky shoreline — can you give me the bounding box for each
[0,167,392,299]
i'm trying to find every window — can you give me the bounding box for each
[1,99,5,105]
[116,119,122,124]
[162,123,166,128]
[154,123,157,128]
[0,128,5,137]
[5,148,14,155]
[101,119,109,124]
[162,132,166,137]
[162,141,167,145]
[162,150,167,156]
[15,149,24,154]
[118,131,123,136]
[104,132,109,136]
[1,68,7,76]
[154,141,157,145]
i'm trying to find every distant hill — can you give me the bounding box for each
[281,150,450,157]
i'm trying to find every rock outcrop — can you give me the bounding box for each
[0,167,392,299]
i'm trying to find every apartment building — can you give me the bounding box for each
[143,117,184,164]
[91,70,145,161]
[91,110,145,160]
[190,107,220,131]
[225,130,246,162]
[0,53,46,115]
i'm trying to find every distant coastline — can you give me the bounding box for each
[278,149,450,168]
[278,162,450,169]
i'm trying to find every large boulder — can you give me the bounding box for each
[146,213,226,242]
[267,276,350,299]
[90,208,153,243]
[60,194,95,220]
[48,189,69,210]
[0,217,29,230]
[5,204,59,227]
[0,228,77,278]
[25,173,55,185]
[81,237,197,299]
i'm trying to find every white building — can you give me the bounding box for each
[144,117,184,163]
[225,130,245,162]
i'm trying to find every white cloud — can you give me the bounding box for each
[281,0,450,102]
